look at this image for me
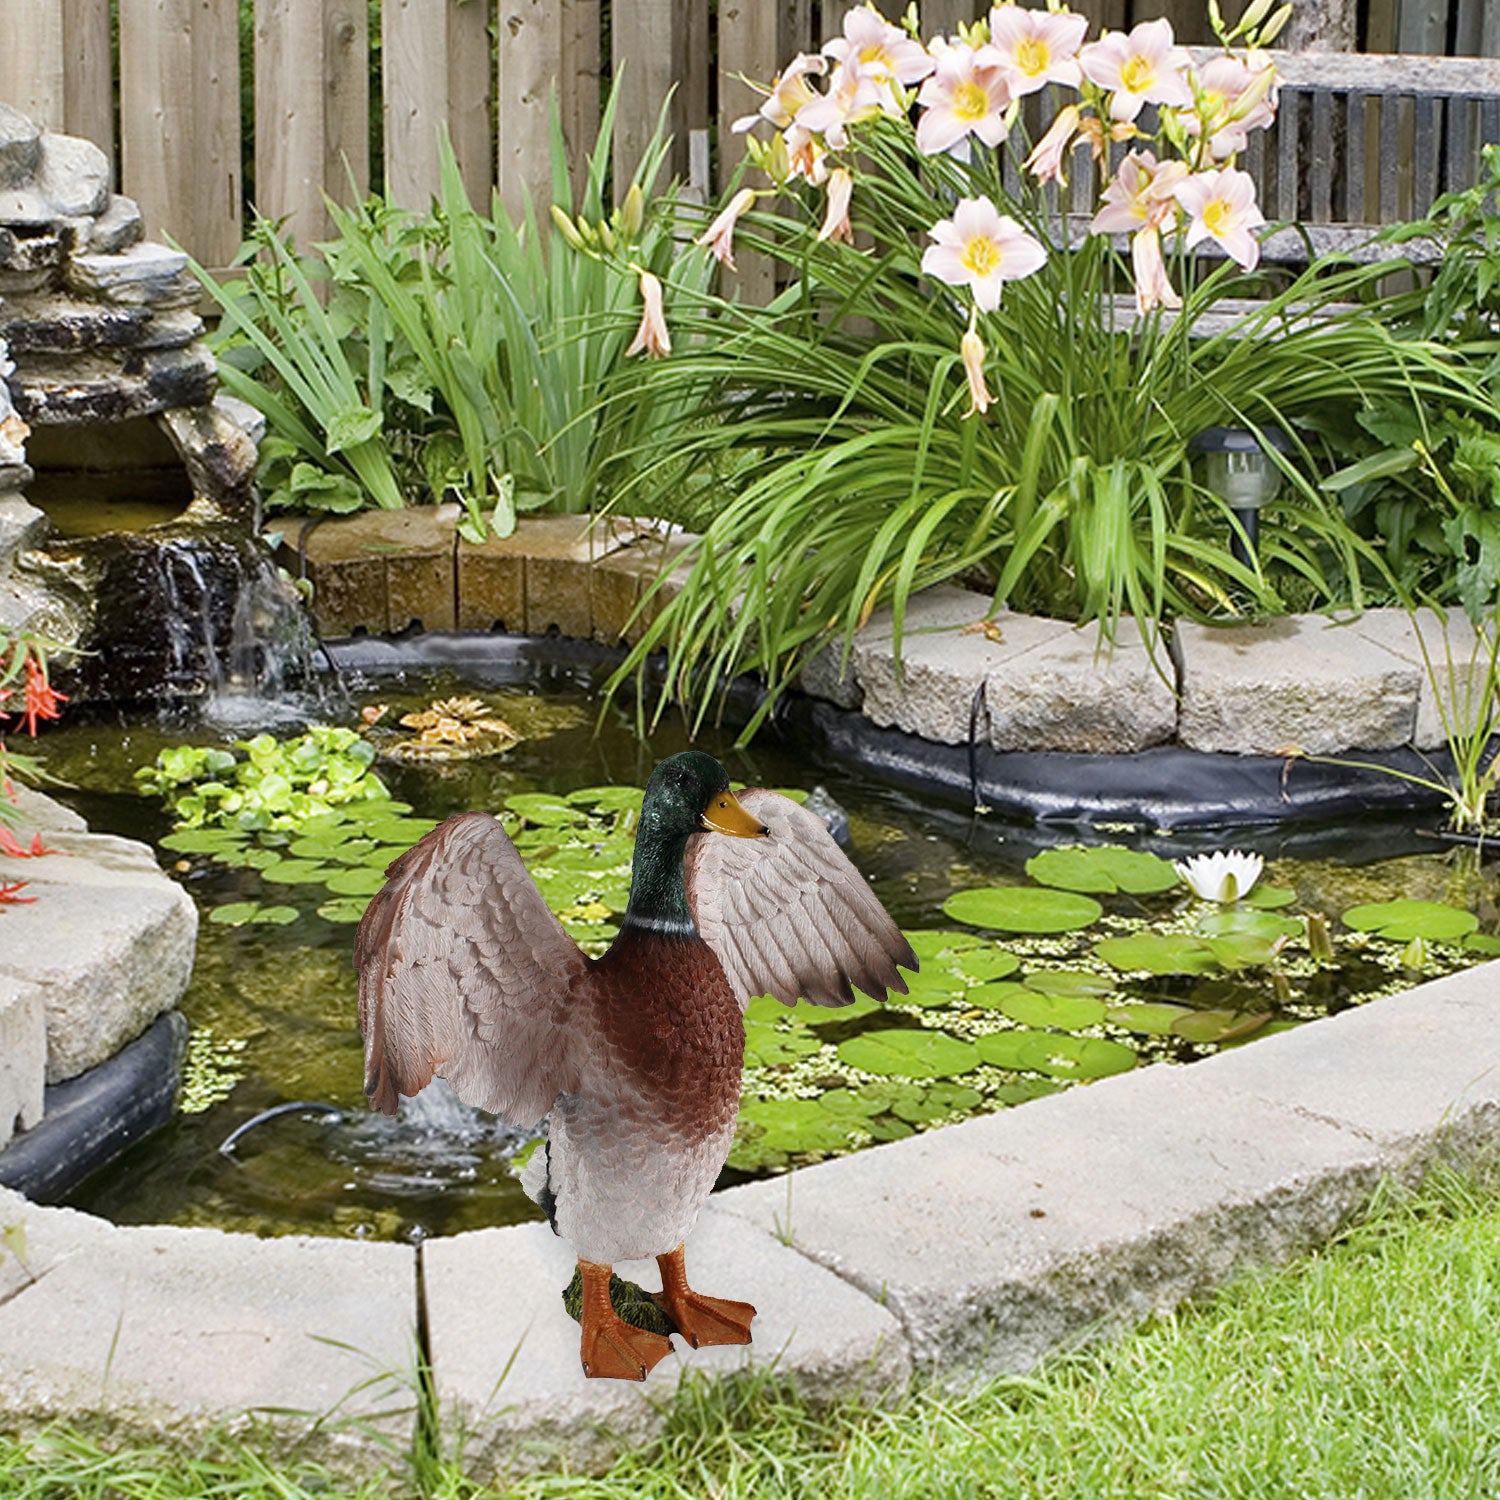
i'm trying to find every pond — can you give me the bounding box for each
[38,648,1500,1243]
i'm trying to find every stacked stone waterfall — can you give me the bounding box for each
[0,101,263,688]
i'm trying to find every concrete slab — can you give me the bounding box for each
[1349,607,1492,752]
[423,1205,910,1483]
[0,1214,416,1476]
[0,1184,115,1304]
[0,978,44,1148]
[712,1061,1389,1381]
[853,589,1062,745]
[1196,963,1500,1159]
[1174,614,1422,754]
[985,617,1177,753]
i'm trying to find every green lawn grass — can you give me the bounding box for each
[3,1164,1498,1500]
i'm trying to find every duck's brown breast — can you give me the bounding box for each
[588,928,745,1141]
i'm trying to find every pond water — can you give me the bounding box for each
[39,653,1499,1243]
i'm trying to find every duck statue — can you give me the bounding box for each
[356,750,915,1380]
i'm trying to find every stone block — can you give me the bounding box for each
[0,105,42,190]
[796,640,863,711]
[1194,963,1500,1163]
[0,495,48,562]
[713,1061,1390,1380]
[0,224,65,275]
[299,504,459,636]
[65,243,196,308]
[588,531,696,645]
[1173,614,1421,755]
[423,1206,909,1484]
[0,1186,116,1303]
[158,400,258,512]
[0,1216,417,1477]
[0,296,201,356]
[1348,607,1492,752]
[0,836,198,1084]
[5,786,88,835]
[853,590,1065,745]
[0,977,45,1148]
[11,345,217,425]
[86,195,144,254]
[33,132,111,219]
[455,536,524,632]
[985,617,1178,753]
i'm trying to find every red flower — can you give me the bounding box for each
[21,656,65,737]
[0,880,34,904]
[0,825,61,858]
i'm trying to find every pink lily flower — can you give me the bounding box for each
[915,41,1011,155]
[1175,167,1266,270]
[733,52,828,133]
[960,327,993,416]
[824,7,936,88]
[1024,104,1081,185]
[1130,225,1181,314]
[1185,55,1278,160]
[696,188,758,269]
[1079,18,1193,123]
[626,269,671,357]
[922,196,1047,312]
[983,4,1087,96]
[817,166,855,244]
[794,59,892,149]
[785,124,831,185]
[1090,150,1190,235]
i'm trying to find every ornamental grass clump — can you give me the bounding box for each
[605,0,1496,737]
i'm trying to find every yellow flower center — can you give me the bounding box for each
[1120,54,1154,93]
[859,44,890,68]
[1203,198,1231,234]
[1013,37,1049,78]
[961,235,1002,277]
[954,81,990,121]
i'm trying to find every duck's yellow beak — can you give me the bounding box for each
[700,790,767,838]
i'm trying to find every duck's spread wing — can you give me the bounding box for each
[685,788,917,1010]
[355,812,591,1121]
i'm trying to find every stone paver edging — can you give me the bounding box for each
[1,958,1495,1483]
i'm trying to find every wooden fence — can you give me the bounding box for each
[2,0,1499,273]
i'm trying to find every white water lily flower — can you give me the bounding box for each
[1174,850,1264,903]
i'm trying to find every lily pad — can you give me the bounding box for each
[1171,1010,1271,1044]
[1463,932,1500,956]
[1022,969,1114,999]
[252,905,300,926]
[976,1030,1136,1079]
[1203,932,1286,971]
[953,947,1022,983]
[258,858,335,885]
[943,887,1102,934]
[504,795,586,826]
[209,902,261,926]
[904,929,986,962]
[1000,990,1109,1031]
[1341,899,1479,942]
[1095,932,1222,976]
[324,865,388,897]
[962,981,1030,1010]
[742,1024,822,1068]
[836,1028,982,1079]
[566,785,646,811]
[160,828,249,854]
[1105,1001,1193,1036]
[1025,845,1179,895]
[1196,909,1302,942]
[316,896,373,923]
[1244,885,1298,910]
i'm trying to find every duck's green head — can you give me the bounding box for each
[626,751,765,932]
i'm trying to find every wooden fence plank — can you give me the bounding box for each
[613,0,685,196]
[64,0,116,158]
[255,0,326,241]
[448,0,493,208]
[497,0,563,221]
[1397,0,1450,55]
[383,0,449,210]
[780,0,815,58]
[120,0,242,266]
[324,0,370,208]
[0,0,66,130]
[718,0,778,300]
[919,0,979,40]
[561,0,601,192]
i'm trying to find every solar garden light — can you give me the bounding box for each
[1190,425,1294,570]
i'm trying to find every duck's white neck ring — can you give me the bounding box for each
[623,912,697,938]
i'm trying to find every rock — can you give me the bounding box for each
[9,345,217,425]
[33,131,110,218]
[0,294,154,354]
[853,589,1056,745]
[4,785,87,835]
[985,617,1178,753]
[0,224,65,277]
[1173,614,1421,755]
[0,105,42,190]
[0,191,60,228]
[158,399,259,514]
[423,1208,910,1484]
[0,495,49,561]
[0,830,198,1084]
[0,1211,417,1477]
[0,977,45,1149]
[85,195,145,254]
[65,243,196,308]
[796,639,863,710]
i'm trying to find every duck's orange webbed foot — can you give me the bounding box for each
[577,1260,673,1380]
[653,1243,756,1348]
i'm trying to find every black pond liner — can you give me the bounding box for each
[326,629,1481,833]
[0,1011,186,1203]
